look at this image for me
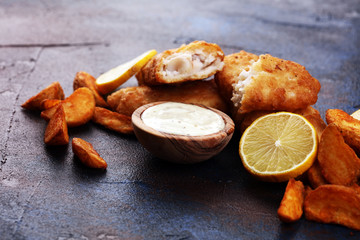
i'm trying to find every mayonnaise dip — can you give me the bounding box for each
[141,102,225,136]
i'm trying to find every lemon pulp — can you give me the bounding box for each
[239,112,318,182]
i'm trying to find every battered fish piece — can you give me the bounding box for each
[107,80,228,116]
[136,41,224,85]
[216,51,321,115]
[215,50,259,104]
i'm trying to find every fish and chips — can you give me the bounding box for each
[21,40,360,231]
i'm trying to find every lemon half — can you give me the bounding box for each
[96,49,157,95]
[239,112,318,182]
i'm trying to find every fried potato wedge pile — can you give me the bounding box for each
[22,71,135,170]
[277,108,360,230]
[41,87,95,127]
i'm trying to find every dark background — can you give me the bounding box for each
[1,0,359,239]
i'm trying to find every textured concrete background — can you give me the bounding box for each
[0,0,359,239]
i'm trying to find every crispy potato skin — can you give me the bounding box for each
[44,105,69,145]
[304,114,327,142]
[72,138,107,169]
[277,179,305,223]
[304,185,360,231]
[306,160,328,189]
[107,80,228,116]
[137,41,224,85]
[21,82,65,110]
[73,71,109,108]
[41,99,61,110]
[41,87,95,127]
[326,109,360,155]
[92,107,133,134]
[318,124,360,186]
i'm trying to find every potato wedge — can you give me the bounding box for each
[73,71,109,108]
[21,82,64,110]
[41,87,95,127]
[41,99,61,110]
[92,107,133,134]
[304,184,360,230]
[318,124,360,186]
[44,105,69,145]
[72,138,107,169]
[351,183,360,196]
[304,114,327,141]
[277,178,305,223]
[326,109,360,154]
[306,160,328,189]
[304,185,313,198]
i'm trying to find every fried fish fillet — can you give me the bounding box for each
[215,51,321,115]
[107,80,228,116]
[215,50,259,104]
[136,41,224,85]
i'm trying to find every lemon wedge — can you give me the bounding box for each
[351,109,360,121]
[96,49,157,95]
[239,112,318,182]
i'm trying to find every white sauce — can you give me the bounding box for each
[141,102,225,136]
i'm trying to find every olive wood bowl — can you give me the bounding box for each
[131,101,235,164]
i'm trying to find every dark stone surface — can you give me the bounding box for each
[0,0,359,239]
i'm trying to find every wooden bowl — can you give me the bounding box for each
[131,101,235,164]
